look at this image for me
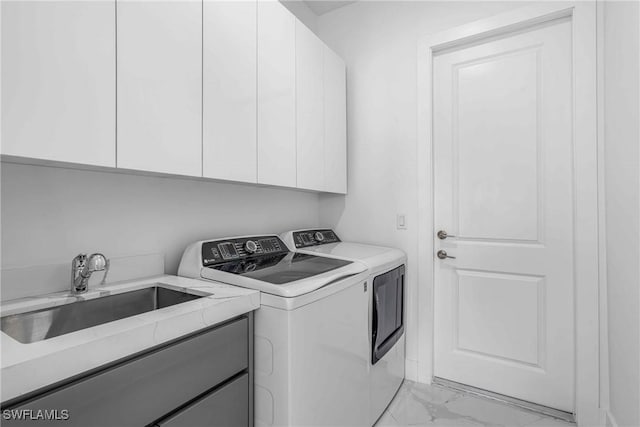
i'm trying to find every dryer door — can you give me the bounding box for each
[372,264,405,364]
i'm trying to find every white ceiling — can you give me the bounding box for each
[303,1,358,16]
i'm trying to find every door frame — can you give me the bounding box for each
[415,3,600,426]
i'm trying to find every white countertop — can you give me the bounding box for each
[0,275,260,403]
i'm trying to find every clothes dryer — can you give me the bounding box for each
[280,229,406,425]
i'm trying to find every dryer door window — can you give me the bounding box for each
[372,264,405,364]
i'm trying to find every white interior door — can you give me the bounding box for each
[433,18,574,412]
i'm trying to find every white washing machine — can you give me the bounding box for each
[178,235,370,426]
[280,229,407,426]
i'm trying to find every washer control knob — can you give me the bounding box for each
[245,240,258,254]
[314,232,325,242]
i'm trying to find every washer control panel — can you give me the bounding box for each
[201,236,287,266]
[292,229,341,248]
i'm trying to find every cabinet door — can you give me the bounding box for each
[257,1,296,187]
[203,0,257,183]
[158,374,249,427]
[2,318,249,427]
[295,22,324,191]
[1,1,115,167]
[117,0,202,177]
[323,46,347,194]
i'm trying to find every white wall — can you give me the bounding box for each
[316,1,530,380]
[603,1,640,426]
[0,162,320,299]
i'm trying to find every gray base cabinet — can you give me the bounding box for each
[2,315,253,427]
[157,373,248,427]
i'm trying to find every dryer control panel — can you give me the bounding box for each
[201,236,287,266]
[292,229,341,248]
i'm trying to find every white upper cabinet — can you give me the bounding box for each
[116,0,202,177]
[203,0,257,183]
[2,1,347,193]
[1,1,116,167]
[323,47,347,194]
[257,1,297,187]
[295,21,325,191]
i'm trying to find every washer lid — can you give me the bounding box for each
[302,242,400,260]
[295,242,407,275]
[207,252,352,284]
[200,256,367,298]
[309,242,393,258]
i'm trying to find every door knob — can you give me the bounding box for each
[437,230,456,240]
[437,250,456,260]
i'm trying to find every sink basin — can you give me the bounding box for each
[1,286,203,343]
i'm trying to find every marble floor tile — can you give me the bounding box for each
[523,418,576,427]
[375,411,401,427]
[376,380,576,427]
[444,395,540,426]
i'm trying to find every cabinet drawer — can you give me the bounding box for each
[4,317,248,427]
[158,373,248,427]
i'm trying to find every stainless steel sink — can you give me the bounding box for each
[1,286,203,343]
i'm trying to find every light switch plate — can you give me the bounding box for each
[397,214,407,230]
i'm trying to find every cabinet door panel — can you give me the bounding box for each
[203,0,257,183]
[323,47,347,194]
[117,0,202,177]
[1,1,115,167]
[159,374,249,427]
[295,22,324,191]
[3,318,249,427]
[257,1,296,187]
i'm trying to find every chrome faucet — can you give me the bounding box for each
[71,253,108,294]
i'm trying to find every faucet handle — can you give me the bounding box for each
[87,253,107,272]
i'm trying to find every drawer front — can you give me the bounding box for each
[158,373,249,427]
[4,317,248,427]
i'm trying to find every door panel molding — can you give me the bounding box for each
[451,45,545,244]
[453,269,546,369]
